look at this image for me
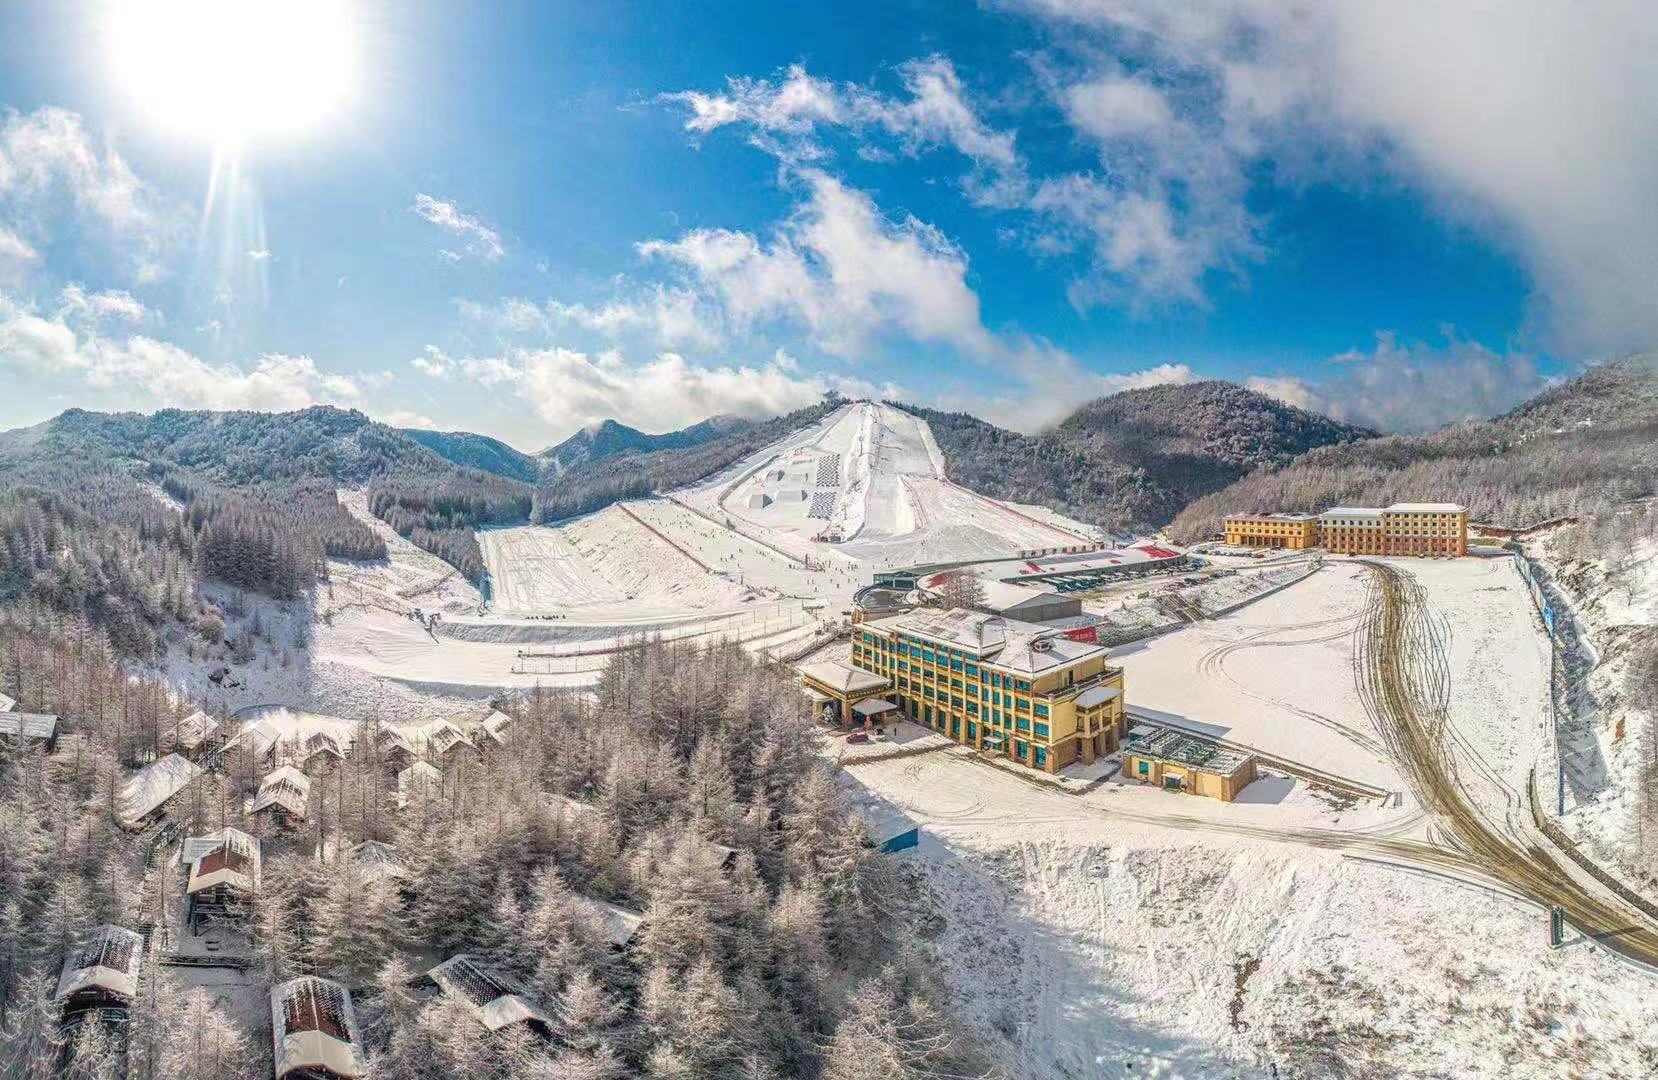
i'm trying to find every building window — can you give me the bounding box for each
[964,663,978,677]
[1015,679,1031,692]
[1016,719,1030,732]
[1034,704,1049,718]
[1138,760,1149,776]
[1034,723,1049,738]
[1034,747,1047,767]
[1016,698,1031,711]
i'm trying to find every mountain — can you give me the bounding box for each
[1169,353,1658,541]
[895,381,1375,529]
[539,415,746,475]
[404,428,541,483]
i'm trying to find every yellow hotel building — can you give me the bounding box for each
[1225,502,1468,557]
[846,608,1127,773]
[1223,513,1319,549]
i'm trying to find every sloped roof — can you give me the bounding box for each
[1073,684,1123,709]
[185,827,261,895]
[477,710,513,745]
[350,840,405,885]
[172,710,220,750]
[428,955,550,1032]
[1385,502,1465,513]
[117,753,204,827]
[582,897,644,948]
[252,766,312,818]
[271,976,364,1079]
[57,925,142,1003]
[0,692,14,712]
[0,712,57,739]
[797,659,889,696]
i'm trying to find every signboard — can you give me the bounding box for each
[1063,625,1100,644]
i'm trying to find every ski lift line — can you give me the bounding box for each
[614,501,714,573]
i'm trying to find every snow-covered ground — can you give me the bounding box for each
[1112,562,1400,790]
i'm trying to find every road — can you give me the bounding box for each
[1355,560,1658,965]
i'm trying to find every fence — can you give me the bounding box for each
[1529,768,1658,924]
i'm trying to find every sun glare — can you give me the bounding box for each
[108,0,357,146]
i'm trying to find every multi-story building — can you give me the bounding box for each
[1226,502,1468,557]
[848,608,1127,774]
[1223,513,1319,549]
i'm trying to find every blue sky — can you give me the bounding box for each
[0,1,1653,449]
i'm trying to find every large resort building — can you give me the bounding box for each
[812,607,1128,774]
[1225,502,1468,557]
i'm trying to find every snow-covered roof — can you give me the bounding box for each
[0,712,57,740]
[1225,512,1318,521]
[0,692,14,712]
[797,658,889,695]
[428,955,550,1032]
[581,896,645,948]
[117,753,204,827]
[271,976,364,1080]
[185,827,261,896]
[547,793,600,824]
[993,624,1108,676]
[477,710,514,745]
[873,608,1008,655]
[1320,507,1383,520]
[230,709,357,760]
[57,925,142,1003]
[399,760,442,786]
[852,698,898,717]
[1073,685,1123,709]
[252,766,312,818]
[380,717,473,758]
[1384,502,1466,514]
[350,840,405,885]
[172,710,220,751]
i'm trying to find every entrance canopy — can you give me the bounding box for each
[852,698,898,719]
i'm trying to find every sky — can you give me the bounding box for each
[0,1,1654,451]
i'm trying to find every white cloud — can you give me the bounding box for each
[442,343,879,441]
[461,286,722,349]
[412,193,503,261]
[382,409,438,429]
[58,283,147,322]
[410,344,452,379]
[0,226,39,271]
[247,247,272,261]
[0,107,173,278]
[641,171,996,358]
[1007,0,1658,353]
[0,294,368,412]
[670,64,843,137]
[1245,333,1549,433]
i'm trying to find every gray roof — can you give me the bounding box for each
[117,753,204,826]
[428,955,550,1031]
[1133,728,1253,776]
[0,712,57,739]
[271,976,364,1080]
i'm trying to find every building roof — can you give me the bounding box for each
[271,976,364,1080]
[252,766,312,818]
[117,753,204,827]
[547,793,600,825]
[0,712,57,740]
[1384,502,1466,513]
[867,608,1109,675]
[0,692,14,712]
[1320,507,1383,520]
[172,710,221,751]
[185,827,261,895]
[993,622,1108,676]
[582,896,645,948]
[476,710,514,745]
[399,760,443,786]
[350,840,406,885]
[1073,684,1123,709]
[428,955,550,1032]
[852,698,898,717]
[1225,511,1318,521]
[1133,728,1253,776]
[873,608,1007,655]
[797,658,889,695]
[57,925,142,1003]
[230,709,357,760]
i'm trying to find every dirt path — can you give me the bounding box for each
[1354,560,1658,964]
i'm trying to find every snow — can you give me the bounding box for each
[1112,562,1402,790]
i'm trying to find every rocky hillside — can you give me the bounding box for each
[539,415,746,475]
[404,427,541,482]
[1170,353,1658,541]
[897,381,1375,529]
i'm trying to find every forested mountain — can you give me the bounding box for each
[533,398,845,523]
[896,381,1375,529]
[1170,353,1658,541]
[403,428,542,483]
[0,407,532,650]
[540,415,747,476]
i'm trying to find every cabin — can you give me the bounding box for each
[473,709,514,748]
[251,765,312,827]
[0,691,15,712]
[57,925,142,1024]
[349,840,406,888]
[0,711,59,753]
[117,753,204,829]
[171,710,222,759]
[397,761,443,808]
[428,954,551,1035]
[270,976,366,1080]
[582,896,645,951]
[183,827,261,931]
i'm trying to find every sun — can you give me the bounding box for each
[108,0,358,146]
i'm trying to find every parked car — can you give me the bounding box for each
[847,731,870,744]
